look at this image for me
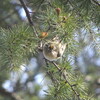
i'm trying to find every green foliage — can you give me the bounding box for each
[0,0,99,100]
[0,24,37,71]
[60,0,100,26]
[44,62,95,100]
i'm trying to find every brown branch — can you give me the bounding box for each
[62,72,80,100]
[52,62,61,71]
[0,87,23,100]
[19,0,38,37]
[19,0,33,25]
[52,62,81,100]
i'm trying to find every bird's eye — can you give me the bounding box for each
[50,45,54,49]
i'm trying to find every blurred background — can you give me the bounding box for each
[0,0,100,100]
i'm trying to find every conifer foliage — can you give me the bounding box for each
[0,0,100,100]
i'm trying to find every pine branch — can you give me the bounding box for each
[19,0,38,37]
[52,62,81,100]
[44,57,81,99]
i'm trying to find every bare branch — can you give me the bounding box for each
[19,0,38,37]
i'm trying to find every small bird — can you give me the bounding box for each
[43,38,66,61]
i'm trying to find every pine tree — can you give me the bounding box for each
[0,0,100,100]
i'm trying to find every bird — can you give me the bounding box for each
[43,38,66,61]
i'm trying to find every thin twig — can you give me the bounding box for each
[19,0,38,37]
[52,62,81,100]
[63,72,80,100]
[52,62,61,71]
